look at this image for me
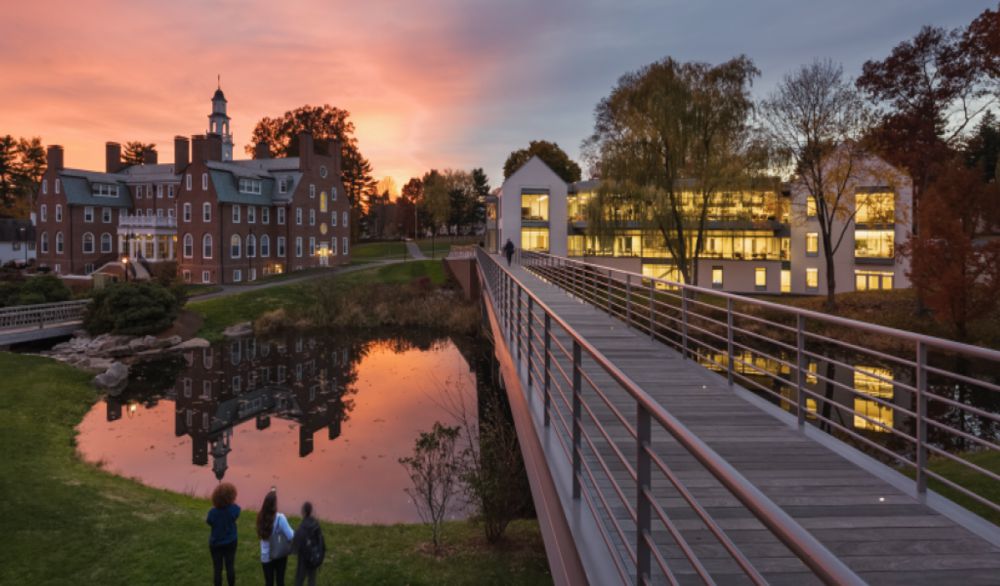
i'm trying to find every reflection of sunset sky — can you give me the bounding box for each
[76,340,477,524]
[2,1,985,186]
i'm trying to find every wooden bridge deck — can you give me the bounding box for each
[498,259,1000,585]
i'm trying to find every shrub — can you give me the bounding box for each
[0,275,72,307]
[84,282,181,336]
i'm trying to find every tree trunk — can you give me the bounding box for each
[823,249,837,311]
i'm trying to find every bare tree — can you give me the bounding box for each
[760,59,880,309]
[399,422,465,555]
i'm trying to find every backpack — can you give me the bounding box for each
[303,522,326,569]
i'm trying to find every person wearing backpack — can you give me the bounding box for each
[257,488,295,586]
[291,501,326,586]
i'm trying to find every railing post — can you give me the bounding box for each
[544,313,552,427]
[796,314,806,428]
[648,280,655,341]
[726,298,734,387]
[572,340,582,499]
[606,269,612,315]
[526,296,533,387]
[916,341,928,495]
[626,274,632,328]
[516,287,522,364]
[681,290,690,359]
[636,404,652,586]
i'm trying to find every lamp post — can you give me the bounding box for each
[121,256,129,282]
[19,226,27,266]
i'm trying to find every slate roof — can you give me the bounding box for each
[58,173,134,208]
[208,170,274,206]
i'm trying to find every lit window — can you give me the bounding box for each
[856,192,894,224]
[521,227,549,252]
[320,192,327,213]
[780,269,791,293]
[806,232,818,256]
[854,398,893,432]
[806,268,819,289]
[712,266,723,288]
[855,230,894,258]
[854,366,894,399]
[855,270,894,291]
[521,191,549,221]
[806,196,817,218]
[755,267,767,289]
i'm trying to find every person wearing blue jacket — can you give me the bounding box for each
[206,482,240,586]
[257,488,295,586]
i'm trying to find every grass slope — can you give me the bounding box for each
[0,352,551,585]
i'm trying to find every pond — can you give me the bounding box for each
[76,329,495,524]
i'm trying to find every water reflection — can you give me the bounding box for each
[78,330,491,523]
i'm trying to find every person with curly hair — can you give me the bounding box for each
[206,482,241,586]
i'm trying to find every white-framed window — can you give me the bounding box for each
[238,178,262,194]
[84,263,94,274]
[233,269,242,283]
[331,186,337,201]
[167,208,175,219]
[202,234,213,259]
[278,177,288,194]
[806,268,819,290]
[202,270,211,284]
[246,234,256,257]
[295,207,302,225]
[342,236,348,255]
[82,232,94,253]
[309,184,316,198]
[147,208,153,216]
[330,238,337,255]
[182,270,191,283]
[53,263,61,274]
[201,173,208,190]
[100,233,112,253]
[277,236,286,257]
[183,203,192,222]
[157,184,163,198]
[806,232,818,256]
[156,209,164,218]
[712,266,723,288]
[343,211,348,226]
[40,232,48,253]
[260,234,270,257]
[309,209,316,226]
[277,207,285,225]
[93,184,119,197]
[183,234,193,258]
[247,206,255,224]
[84,206,94,223]
[203,203,211,222]
[295,237,303,257]
[308,237,316,256]
[331,212,337,227]
[55,231,64,254]
[168,184,175,198]
[250,268,256,281]
[136,209,144,217]
[232,204,241,224]
[55,205,62,222]
[40,204,47,222]
[42,179,47,195]
[230,234,241,258]
[102,207,112,223]
[186,174,192,190]
[55,178,61,194]
[261,207,269,224]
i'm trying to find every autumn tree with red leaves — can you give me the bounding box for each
[903,159,1000,340]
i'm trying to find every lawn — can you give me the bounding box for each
[352,240,408,261]
[418,236,479,258]
[0,352,552,586]
[188,261,448,341]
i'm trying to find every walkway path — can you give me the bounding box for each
[405,240,427,260]
[493,257,1000,585]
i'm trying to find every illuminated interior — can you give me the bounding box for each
[521,227,549,252]
[855,192,894,224]
[521,192,549,221]
[855,230,894,258]
[781,269,791,293]
[855,270,894,291]
[806,268,818,289]
[642,263,683,290]
[854,366,893,398]
[854,398,893,432]
[806,232,818,256]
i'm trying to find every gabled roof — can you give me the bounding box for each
[208,170,274,206]
[58,172,134,208]
[502,155,566,190]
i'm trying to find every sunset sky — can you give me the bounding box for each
[0,1,992,191]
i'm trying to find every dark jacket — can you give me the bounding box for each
[291,515,322,555]
[206,504,241,546]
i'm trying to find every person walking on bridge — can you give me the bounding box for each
[503,239,516,266]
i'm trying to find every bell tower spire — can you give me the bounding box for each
[208,79,234,161]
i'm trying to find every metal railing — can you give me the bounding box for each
[477,247,864,586]
[446,244,477,259]
[118,214,177,229]
[520,251,1000,521]
[0,299,90,331]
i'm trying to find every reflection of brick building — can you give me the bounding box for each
[107,332,361,480]
[34,87,350,283]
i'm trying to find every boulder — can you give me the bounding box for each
[156,335,183,349]
[168,337,210,351]
[222,322,253,338]
[128,337,150,352]
[93,361,129,391]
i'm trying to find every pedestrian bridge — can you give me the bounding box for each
[474,248,1000,585]
[0,300,89,346]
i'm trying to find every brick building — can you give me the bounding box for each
[33,87,351,284]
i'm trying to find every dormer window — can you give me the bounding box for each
[93,183,119,198]
[238,178,262,194]
[278,177,289,194]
